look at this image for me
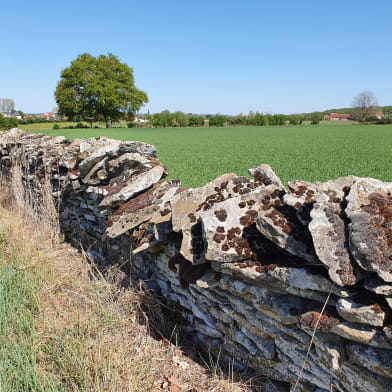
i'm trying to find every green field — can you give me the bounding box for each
[29,124,392,187]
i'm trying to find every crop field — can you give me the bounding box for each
[30,124,392,187]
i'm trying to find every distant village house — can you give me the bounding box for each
[40,112,57,120]
[1,112,23,120]
[131,116,148,124]
[323,113,351,121]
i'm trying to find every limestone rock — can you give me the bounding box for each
[171,173,237,233]
[345,178,392,282]
[254,188,318,263]
[171,173,263,263]
[218,275,305,325]
[212,262,350,300]
[339,361,392,392]
[364,277,392,296]
[118,140,157,157]
[248,164,284,188]
[99,165,165,208]
[332,323,392,349]
[81,157,108,185]
[199,193,259,263]
[0,127,26,144]
[384,326,392,343]
[106,180,179,238]
[309,202,360,286]
[107,152,153,177]
[285,176,359,286]
[78,138,121,177]
[284,176,355,226]
[336,298,386,327]
[346,344,392,379]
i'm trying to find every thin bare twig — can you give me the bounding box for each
[290,284,335,392]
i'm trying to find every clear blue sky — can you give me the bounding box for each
[1,0,391,114]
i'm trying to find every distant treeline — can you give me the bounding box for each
[141,110,314,128]
[138,106,392,128]
[0,114,18,130]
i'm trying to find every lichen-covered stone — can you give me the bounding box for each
[199,192,260,263]
[78,138,122,177]
[248,163,284,188]
[99,165,165,208]
[170,173,260,263]
[336,298,386,327]
[106,180,179,238]
[346,178,392,282]
[254,188,318,263]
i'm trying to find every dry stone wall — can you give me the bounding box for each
[1,128,391,392]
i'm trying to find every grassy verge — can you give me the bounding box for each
[0,230,59,392]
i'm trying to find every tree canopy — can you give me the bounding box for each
[352,91,379,122]
[0,98,15,113]
[55,53,148,128]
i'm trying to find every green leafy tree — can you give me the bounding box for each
[253,112,266,126]
[383,106,392,119]
[287,114,303,125]
[0,114,18,130]
[310,112,323,124]
[208,114,228,126]
[173,111,188,127]
[266,114,286,125]
[188,115,205,126]
[55,53,148,128]
[150,110,174,127]
[230,113,245,125]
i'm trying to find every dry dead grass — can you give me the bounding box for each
[0,172,274,391]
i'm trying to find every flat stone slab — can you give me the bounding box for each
[78,138,122,177]
[336,298,386,327]
[346,343,392,379]
[248,164,285,188]
[212,262,350,300]
[283,176,359,286]
[364,277,392,296]
[332,323,392,349]
[105,180,179,238]
[199,192,261,263]
[346,178,392,282]
[99,165,165,208]
[254,189,319,264]
[309,201,359,286]
[170,173,264,263]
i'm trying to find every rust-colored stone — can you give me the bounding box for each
[299,311,340,332]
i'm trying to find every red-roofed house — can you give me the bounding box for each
[323,113,352,121]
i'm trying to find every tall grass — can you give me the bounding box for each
[0,230,60,392]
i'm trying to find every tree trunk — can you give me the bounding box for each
[106,118,112,128]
